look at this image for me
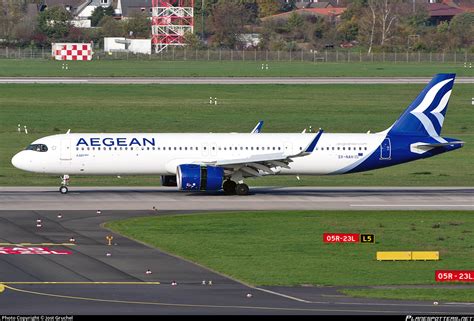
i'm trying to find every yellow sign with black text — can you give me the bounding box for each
[360,234,375,243]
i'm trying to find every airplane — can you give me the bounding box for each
[11,74,464,196]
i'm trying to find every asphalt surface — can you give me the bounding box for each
[0,186,472,211]
[0,210,473,315]
[0,77,472,84]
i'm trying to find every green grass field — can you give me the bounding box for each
[0,83,472,186]
[0,60,472,77]
[106,210,474,302]
[341,288,474,303]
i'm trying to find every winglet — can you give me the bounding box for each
[304,129,324,153]
[251,121,264,133]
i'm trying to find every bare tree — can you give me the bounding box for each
[361,0,401,53]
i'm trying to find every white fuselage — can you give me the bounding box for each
[12,133,386,176]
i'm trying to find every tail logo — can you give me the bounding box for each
[409,78,453,141]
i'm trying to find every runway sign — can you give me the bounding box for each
[323,233,359,243]
[436,270,474,282]
[0,247,72,255]
[360,234,375,243]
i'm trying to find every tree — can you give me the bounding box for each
[184,31,205,49]
[256,0,280,18]
[37,5,72,40]
[286,11,304,32]
[0,0,29,41]
[99,16,125,37]
[124,12,150,38]
[358,0,402,53]
[450,13,474,47]
[208,1,247,48]
[90,6,115,27]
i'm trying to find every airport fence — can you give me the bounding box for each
[0,47,472,63]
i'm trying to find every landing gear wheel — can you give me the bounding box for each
[59,186,68,194]
[235,184,249,196]
[223,180,237,195]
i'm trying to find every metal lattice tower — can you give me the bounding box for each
[152,0,194,53]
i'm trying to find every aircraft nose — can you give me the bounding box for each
[11,152,26,170]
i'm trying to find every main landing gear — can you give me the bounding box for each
[59,175,70,194]
[223,179,249,196]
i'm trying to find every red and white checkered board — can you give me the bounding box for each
[53,44,92,61]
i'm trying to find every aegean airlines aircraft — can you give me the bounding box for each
[11,74,463,195]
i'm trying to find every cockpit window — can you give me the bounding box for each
[26,144,48,152]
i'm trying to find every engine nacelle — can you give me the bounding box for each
[161,175,177,187]
[177,164,224,191]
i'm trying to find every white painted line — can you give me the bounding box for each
[252,287,312,303]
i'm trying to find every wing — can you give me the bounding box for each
[203,130,323,177]
[251,121,264,134]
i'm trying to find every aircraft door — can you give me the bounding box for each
[60,139,72,160]
[380,138,391,160]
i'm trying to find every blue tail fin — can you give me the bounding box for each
[388,73,455,137]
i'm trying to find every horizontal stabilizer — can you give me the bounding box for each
[417,141,464,148]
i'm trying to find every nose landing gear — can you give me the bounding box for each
[59,175,70,194]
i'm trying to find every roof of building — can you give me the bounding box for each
[296,1,332,9]
[443,0,474,12]
[427,3,465,17]
[120,0,153,17]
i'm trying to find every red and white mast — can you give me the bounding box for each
[151,0,194,53]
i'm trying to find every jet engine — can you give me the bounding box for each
[177,164,224,191]
[161,175,177,187]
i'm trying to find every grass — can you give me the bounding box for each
[105,210,474,289]
[341,288,474,303]
[0,83,472,186]
[0,60,472,77]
